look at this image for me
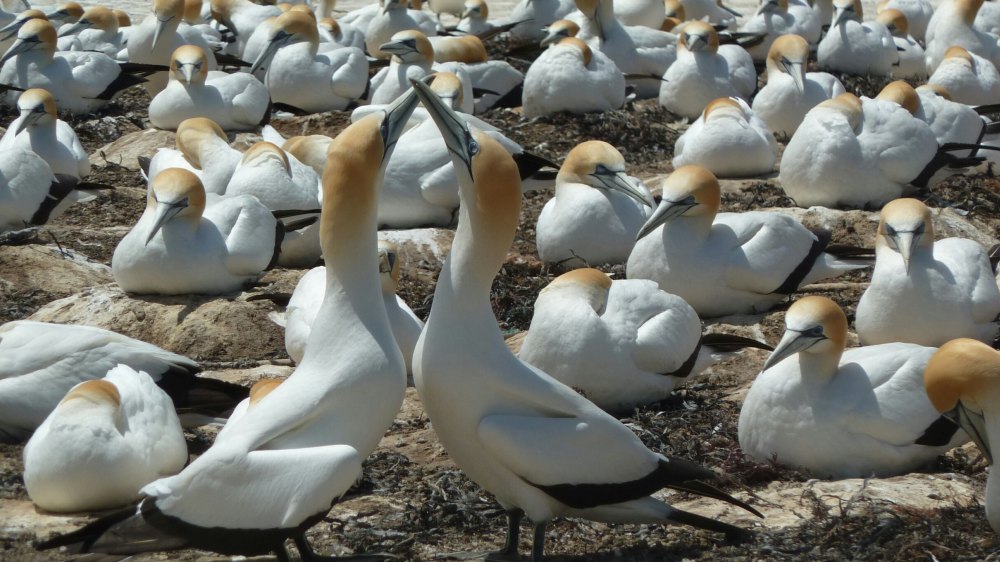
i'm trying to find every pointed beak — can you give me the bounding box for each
[250,31,288,75]
[0,38,36,67]
[378,38,417,58]
[781,59,804,91]
[59,20,90,37]
[152,16,173,50]
[145,199,188,245]
[944,403,993,464]
[539,27,565,47]
[761,329,822,372]
[44,9,69,24]
[686,34,705,51]
[15,109,43,135]
[832,7,848,27]
[379,82,422,161]
[179,63,195,83]
[892,231,918,274]
[636,195,696,240]
[0,19,25,42]
[594,171,655,207]
[410,77,476,179]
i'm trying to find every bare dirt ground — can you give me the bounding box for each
[3,52,1000,562]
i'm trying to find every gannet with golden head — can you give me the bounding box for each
[112,168,279,295]
[925,339,1000,532]
[0,8,82,52]
[317,15,365,49]
[875,8,926,79]
[503,0,576,46]
[929,45,1000,105]
[0,88,89,180]
[369,30,438,105]
[523,37,626,117]
[659,21,756,119]
[539,17,580,46]
[150,45,269,131]
[627,165,868,317]
[127,0,219,95]
[739,296,968,479]
[210,0,280,55]
[925,0,1000,73]
[751,34,845,137]
[429,34,524,113]
[880,81,989,150]
[365,0,436,59]
[39,82,420,562]
[678,0,741,25]
[23,366,188,512]
[535,140,653,266]
[146,117,244,195]
[739,0,821,62]
[251,10,368,113]
[673,97,777,177]
[410,76,760,562]
[856,198,1000,347]
[817,0,897,76]
[520,268,771,413]
[57,5,126,57]
[877,0,932,40]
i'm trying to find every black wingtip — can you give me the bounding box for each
[700,333,773,353]
[137,155,152,177]
[914,415,961,447]
[667,508,754,542]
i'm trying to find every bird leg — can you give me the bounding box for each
[436,508,524,561]
[530,522,546,562]
[293,535,398,561]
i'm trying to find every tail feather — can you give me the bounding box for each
[513,151,559,181]
[666,508,754,542]
[155,371,249,420]
[700,333,773,353]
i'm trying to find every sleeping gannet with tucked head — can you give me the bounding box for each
[778,93,940,208]
[877,0,932,41]
[627,166,867,317]
[365,0,437,59]
[429,35,524,113]
[150,45,269,131]
[57,6,126,57]
[536,140,653,266]
[0,320,248,442]
[318,16,366,49]
[146,117,243,195]
[523,37,626,117]
[23,366,188,512]
[929,45,1000,105]
[739,0,821,62]
[876,9,926,79]
[739,296,968,479]
[880,81,988,148]
[250,10,368,113]
[410,77,760,562]
[0,19,151,113]
[210,0,281,56]
[574,0,677,99]
[0,88,89,180]
[659,21,756,119]
[519,269,771,413]
[855,199,1000,347]
[112,168,279,295]
[817,0,897,76]
[39,89,419,561]
[504,0,577,46]
[127,0,219,95]
[673,97,777,177]
[925,0,1000,73]
[279,240,424,374]
[751,34,845,137]
[925,339,1000,533]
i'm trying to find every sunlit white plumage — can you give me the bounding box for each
[146,117,244,195]
[523,37,624,117]
[878,0,933,41]
[210,0,281,56]
[126,0,219,95]
[739,0,821,62]
[503,0,577,45]
[877,9,926,79]
[673,97,777,177]
[0,147,68,232]
[679,0,741,25]
[928,45,1000,105]
[23,366,188,512]
[0,88,89,179]
[739,296,968,479]
[817,0,897,76]
[627,166,867,317]
[57,6,126,57]
[925,0,1000,73]
[369,30,437,105]
[366,0,437,59]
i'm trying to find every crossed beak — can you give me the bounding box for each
[636,195,697,240]
[410,76,476,180]
[379,80,423,163]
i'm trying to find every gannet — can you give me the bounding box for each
[318,16,366,49]
[0,148,77,232]
[210,0,281,56]
[673,97,777,178]
[57,6,126,57]
[778,93,940,208]
[225,141,323,267]
[429,35,524,113]
[659,21,756,119]
[535,140,653,266]
[504,0,577,46]
[817,0,897,76]
[519,269,771,413]
[523,37,625,117]
[0,320,248,441]
[112,168,279,295]
[369,30,455,107]
[738,296,968,479]
[409,77,760,562]
[751,34,845,137]
[539,17,581,46]
[924,339,1000,533]
[929,45,1000,105]
[0,19,152,113]
[127,0,219,95]
[661,0,684,30]
[855,199,1000,347]
[365,0,437,59]
[884,81,988,148]
[146,117,243,195]
[23,366,188,512]
[925,0,1000,73]
[875,9,926,79]
[183,0,226,49]
[455,0,525,39]
[45,2,84,26]
[679,0,741,25]
[739,0,821,62]
[150,45,269,131]
[609,0,667,27]
[627,166,867,317]
[429,0,467,19]
[878,0,932,41]
[0,8,83,52]
[574,0,677,99]
[811,0,834,28]
[0,88,89,180]
[251,10,368,113]
[39,88,419,561]
[279,240,424,375]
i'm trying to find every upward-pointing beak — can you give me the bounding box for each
[944,403,993,464]
[636,195,696,240]
[145,199,188,245]
[15,109,44,135]
[760,329,821,372]
[379,81,422,162]
[410,77,475,179]
[595,172,655,208]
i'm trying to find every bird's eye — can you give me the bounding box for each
[594,164,609,175]
[913,223,925,235]
[807,326,825,337]
[468,138,479,156]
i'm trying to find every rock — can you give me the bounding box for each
[505,330,527,355]
[200,364,294,387]
[379,229,454,274]
[0,244,112,297]
[29,285,286,362]
[0,499,93,541]
[90,128,174,170]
